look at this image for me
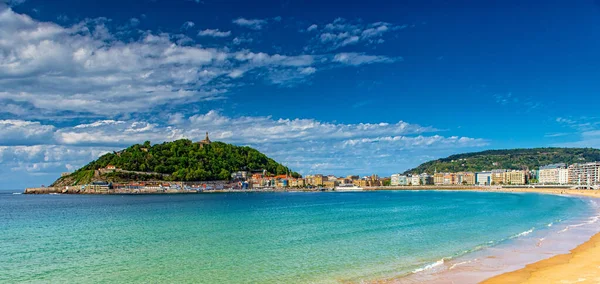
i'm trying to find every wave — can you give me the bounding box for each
[449,259,477,270]
[547,222,553,227]
[510,228,534,239]
[559,214,600,233]
[412,258,446,274]
[12,192,22,195]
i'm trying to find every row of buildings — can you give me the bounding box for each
[389,162,600,186]
[246,173,384,189]
[538,162,600,186]
[390,170,528,186]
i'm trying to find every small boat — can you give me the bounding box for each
[334,184,364,192]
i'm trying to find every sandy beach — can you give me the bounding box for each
[477,188,600,284]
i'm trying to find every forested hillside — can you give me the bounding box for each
[405,148,600,174]
[52,139,298,186]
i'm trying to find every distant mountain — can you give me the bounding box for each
[52,139,298,187]
[404,148,600,174]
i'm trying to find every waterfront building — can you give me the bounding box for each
[538,163,566,184]
[391,174,409,186]
[491,169,507,185]
[443,173,456,185]
[313,174,325,186]
[457,172,476,185]
[410,175,421,186]
[433,173,444,185]
[419,173,434,185]
[353,179,368,187]
[476,171,492,185]
[504,170,527,185]
[324,180,338,188]
[558,168,569,185]
[568,162,600,186]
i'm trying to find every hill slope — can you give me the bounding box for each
[52,139,298,186]
[404,148,600,174]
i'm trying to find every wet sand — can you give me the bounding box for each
[482,188,600,284]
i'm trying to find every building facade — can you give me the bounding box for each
[538,163,566,184]
[568,162,600,186]
[476,171,492,185]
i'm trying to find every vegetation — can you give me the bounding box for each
[52,139,298,186]
[404,148,600,174]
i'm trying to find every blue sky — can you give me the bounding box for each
[1,0,600,189]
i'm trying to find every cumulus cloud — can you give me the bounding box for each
[198,28,231,37]
[232,18,267,30]
[0,120,55,145]
[0,7,398,118]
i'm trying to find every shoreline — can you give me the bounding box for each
[382,188,600,284]
[480,188,600,284]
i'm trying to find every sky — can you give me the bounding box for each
[1,0,600,189]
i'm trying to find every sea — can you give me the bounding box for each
[1,189,599,283]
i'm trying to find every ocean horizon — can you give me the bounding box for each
[1,190,598,283]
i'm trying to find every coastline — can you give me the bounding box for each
[481,188,600,284]
[382,188,600,284]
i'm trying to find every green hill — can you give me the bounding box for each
[52,139,298,186]
[404,148,600,174]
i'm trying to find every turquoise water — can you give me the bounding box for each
[0,191,594,283]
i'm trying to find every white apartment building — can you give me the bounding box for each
[538,163,566,184]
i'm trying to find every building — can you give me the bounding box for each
[320,180,335,188]
[443,173,456,185]
[410,175,421,185]
[231,171,249,180]
[457,172,476,185]
[198,132,212,146]
[504,170,527,185]
[419,173,434,185]
[568,162,600,186]
[491,169,507,185]
[391,174,408,186]
[313,174,325,186]
[538,163,566,184]
[353,179,368,187]
[558,168,569,185]
[475,172,492,185]
[433,173,444,185]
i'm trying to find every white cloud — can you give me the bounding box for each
[232,18,267,30]
[333,53,399,65]
[299,67,316,74]
[198,28,231,37]
[0,7,399,117]
[0,120,55,145]
[232,37,253,45]
[310,19,403,50]
[181,21,195,30]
